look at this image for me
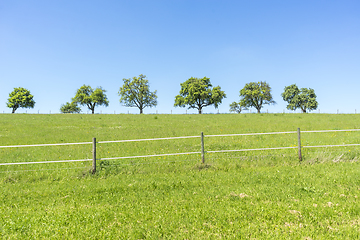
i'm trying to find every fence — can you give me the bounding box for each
[2,109,360,114]
[1,128,360,173]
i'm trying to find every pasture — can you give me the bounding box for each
[1,113,360,239]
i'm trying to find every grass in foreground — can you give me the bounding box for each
[1,114,360,239]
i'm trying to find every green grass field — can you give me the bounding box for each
[1,113,360,239]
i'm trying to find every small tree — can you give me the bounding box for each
[282,84,318,113]
[239,81,275,113]
[229,101,247,113]
[72,85,109,114]
[60,102,81,113]
[174,77,226,114]
[118,74,157,114]
[7,87,35,113]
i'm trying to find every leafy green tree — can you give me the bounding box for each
[174,77,226,114]
[118,74,157,114]
[282,84,318,113]
[72,85,109,114]
[6,87,36,113]
[60,102,81,113]
[229,101,247,113]
[239,81,275,113]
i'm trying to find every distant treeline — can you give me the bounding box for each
[5,75,318,114]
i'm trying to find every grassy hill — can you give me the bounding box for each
[1,114,360,239]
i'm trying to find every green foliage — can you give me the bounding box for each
[118,74,157,114]
[282,84,318,113]
[60,102,81,113]
[174,77,226,114]
[229,101,247,113]
[72,85,109,114]
[239,81,275,113]
[6,87,35,113]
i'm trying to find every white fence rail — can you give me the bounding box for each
[1,129,360,171]
[2,129,360,149]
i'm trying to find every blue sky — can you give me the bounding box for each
[1,0,359,114]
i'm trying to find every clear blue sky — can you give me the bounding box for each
[1,0,359,114]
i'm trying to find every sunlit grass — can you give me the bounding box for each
[1,113,360,239]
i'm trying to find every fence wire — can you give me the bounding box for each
[2,128,359,149]
[1,128,360,168]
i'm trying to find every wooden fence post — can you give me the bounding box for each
[201,132,205,163]
[297,128,302,161]
[92,137,96,173]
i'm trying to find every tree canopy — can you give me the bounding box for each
[118,74,157,114]
[229,101,247,113]
[60,102,81,114]
[72,85,109,114]
[7,87,36,113]
[174,77,226,114]
[239,81,275,113]
[282,84,318,113]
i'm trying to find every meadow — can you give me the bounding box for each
[1,113,360,239]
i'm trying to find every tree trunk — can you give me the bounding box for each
[92,109,95,114]
[302,109,306,113]
[140,108,143,114]
[257,108,261,113]
[198,108,202,114]
[12,108,16,114]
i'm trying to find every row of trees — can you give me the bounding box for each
[229,82,318,114]
[60,74,157,114]
[5,75,318,114]
[174,78,317,114]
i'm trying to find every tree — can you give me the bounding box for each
[281,84,318,113]
[60,102,81,113]
[72,85,109,114]
[174,77,226,114]
[239,81,275,113]
[7,87,36,113]
[229,101,247,113]
[118,74,157,114]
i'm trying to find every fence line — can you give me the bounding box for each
[0,136,201,149]
[1,128,360,170]
[2,129,360,149]
[0,142,93,149]
[3,143,360,167]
